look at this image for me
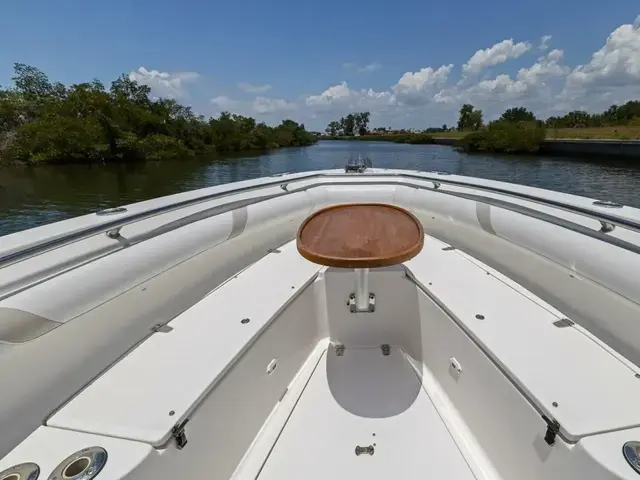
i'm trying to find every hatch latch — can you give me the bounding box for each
[172,419,189,450]
[355,445,375,456]
[542,415,561,446]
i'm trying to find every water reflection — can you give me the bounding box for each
[2,140,640,236]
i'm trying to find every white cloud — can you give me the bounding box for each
[237,82,272,94]
[462,39,532,74]
[305,81,352,107]
[209,95,298,120]
[516,49,570,85]
[342,62,382,73]
[359,63,382,73]
[252,96,296,114]
[182,16,640,129]
[564,21,640,93]
[539,35,552,51]
[303,47,572,125]
[303,81,396,118]
[431,49,569,119]
[392,64,453,105]
[129,67,199,99]
[358,88,396,109]
[210,95,239,111]
[394,64,453,92]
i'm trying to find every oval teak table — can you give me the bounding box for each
[297,203,424,312]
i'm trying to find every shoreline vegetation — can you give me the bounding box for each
[324,133,436,144]
[324,103,640,154]
[0,64,317,165]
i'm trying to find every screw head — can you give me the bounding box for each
[635,373,640,379]
[475,314,485,320]
[241,318,250,324]
[169,410,175,416]
[552,402,558,407]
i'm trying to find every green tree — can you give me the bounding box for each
[326,112,369,136]
[469,109,483,131]
[457,104,483,131]
[325,120,341,136]
[499,107,536,123]
[342,114,356,136]
[355,112,370,135]
[12,63,54,100]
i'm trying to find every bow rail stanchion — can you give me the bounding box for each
[296,203,424,313]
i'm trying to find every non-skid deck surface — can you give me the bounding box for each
[257,347,476,479]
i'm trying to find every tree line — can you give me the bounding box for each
[456,101,640,132]
[453,101,640,154]
[325,112,370,136]
[545,102,640,128]
[0,64,317,164]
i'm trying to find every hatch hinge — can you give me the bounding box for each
[334,344,345,356]
[542,415,561,446]
[172,419,189,450]
[552,318,574,328]
[151,323,173,333]
[381,344,390,356]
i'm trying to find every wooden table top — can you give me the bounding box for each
[296,203,424,268]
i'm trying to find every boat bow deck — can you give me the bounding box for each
[255,346,476,480]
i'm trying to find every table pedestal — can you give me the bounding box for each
[348,268,375,313]
[296,203,424,314]
[355,268,370,311]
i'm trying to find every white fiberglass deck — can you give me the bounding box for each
[255,346,476,480]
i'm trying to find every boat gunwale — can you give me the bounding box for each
[2,170,640,268]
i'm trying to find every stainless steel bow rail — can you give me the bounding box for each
[1,171,638,268]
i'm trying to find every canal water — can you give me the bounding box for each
[2,140,640,237]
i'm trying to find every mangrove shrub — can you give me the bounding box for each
[0,64,317,164]
[456,121,546,154]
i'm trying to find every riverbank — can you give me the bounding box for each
[325,126,640,158]
[428,137,640,158]
[423,126,640,141]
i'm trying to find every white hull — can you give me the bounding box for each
[2,168,640,479]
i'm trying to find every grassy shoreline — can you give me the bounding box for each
[324,125,640,156]
[325,127,640,142]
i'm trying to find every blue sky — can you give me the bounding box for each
[1,0,639,130]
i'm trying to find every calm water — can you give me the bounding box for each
[2,140,640,237]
